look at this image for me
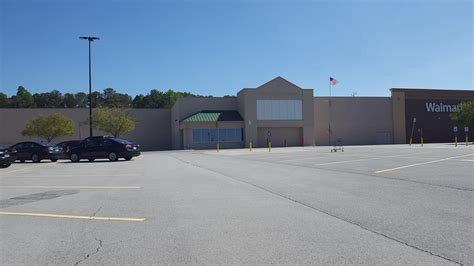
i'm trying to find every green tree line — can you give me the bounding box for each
[0,86,204,108]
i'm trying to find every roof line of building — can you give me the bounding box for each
[390,88,473,92]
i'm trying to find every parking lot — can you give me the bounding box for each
[0,144,472,264]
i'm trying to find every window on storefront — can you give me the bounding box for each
[256,100,302,120]
[192,128,242,143]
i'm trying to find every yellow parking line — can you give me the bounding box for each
[375,154,474,173]
[0,164,50,175]
[0,186,141,189]
[0,211,146,222]
[83,168,142,171]
[1,174,136,178]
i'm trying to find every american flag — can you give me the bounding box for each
[329,77,338,86]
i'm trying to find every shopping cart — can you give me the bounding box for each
[331,138,344,152]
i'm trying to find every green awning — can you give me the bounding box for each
[181,111,243,123]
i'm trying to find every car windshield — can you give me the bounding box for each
[110,138,133,144]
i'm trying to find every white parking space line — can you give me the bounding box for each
[0,186,141,189]
[374,154,474,173]
[278,150,420,163]
[314,152,433,166]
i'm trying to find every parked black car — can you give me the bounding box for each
[0,145,16,168]
[67,136,141,162]
[9,141,63,163]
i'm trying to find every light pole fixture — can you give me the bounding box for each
[79,36,100,137]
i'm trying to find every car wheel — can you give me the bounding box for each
[88,158,95,162]
[0,163,11,168]
[31,154,40,163]
[124,156,132,161]
[108,152,118,161]
[51,158,58,162]
[70,153,80,162]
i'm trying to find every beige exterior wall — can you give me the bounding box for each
[257,127,302,147]
[0,108,89,147]
[128,109,172,151]
[314,97,393,145]
[237,77,315,148]
[391,91,406,144]
[0,108,171,151]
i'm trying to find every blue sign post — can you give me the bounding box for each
[267,130,272,152]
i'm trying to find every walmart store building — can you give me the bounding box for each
[1,77,473,150]
[171,77,473,150]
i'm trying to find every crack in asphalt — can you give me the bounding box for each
[74,235,103,266]
[91,206,102,217]
[171,155,462,265]
[73,207,105,265]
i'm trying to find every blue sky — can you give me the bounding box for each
[1,0,472,97]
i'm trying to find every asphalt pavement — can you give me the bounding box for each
[0,144,472,265]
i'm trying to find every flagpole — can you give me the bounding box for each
[329,79,332,97]
[328,78,332,146]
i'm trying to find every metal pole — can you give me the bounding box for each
[409,118,416,145]
[216,122,219,152]
[328,80,332,146]
[420,128,424,147]
[88,39,93,137]
[80,36,99,137]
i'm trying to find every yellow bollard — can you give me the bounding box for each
[217,143,220,152]
[249,142,252,152]
[268,141,272,152]
[455,136,458,147]
[409,138,413,146]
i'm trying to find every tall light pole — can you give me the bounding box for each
[79,36,100,137]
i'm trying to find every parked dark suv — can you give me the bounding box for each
[9,141,63,163]
[68,136,141,162]
[0,145,16,168]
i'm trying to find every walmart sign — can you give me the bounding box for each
[425,102,463,113]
